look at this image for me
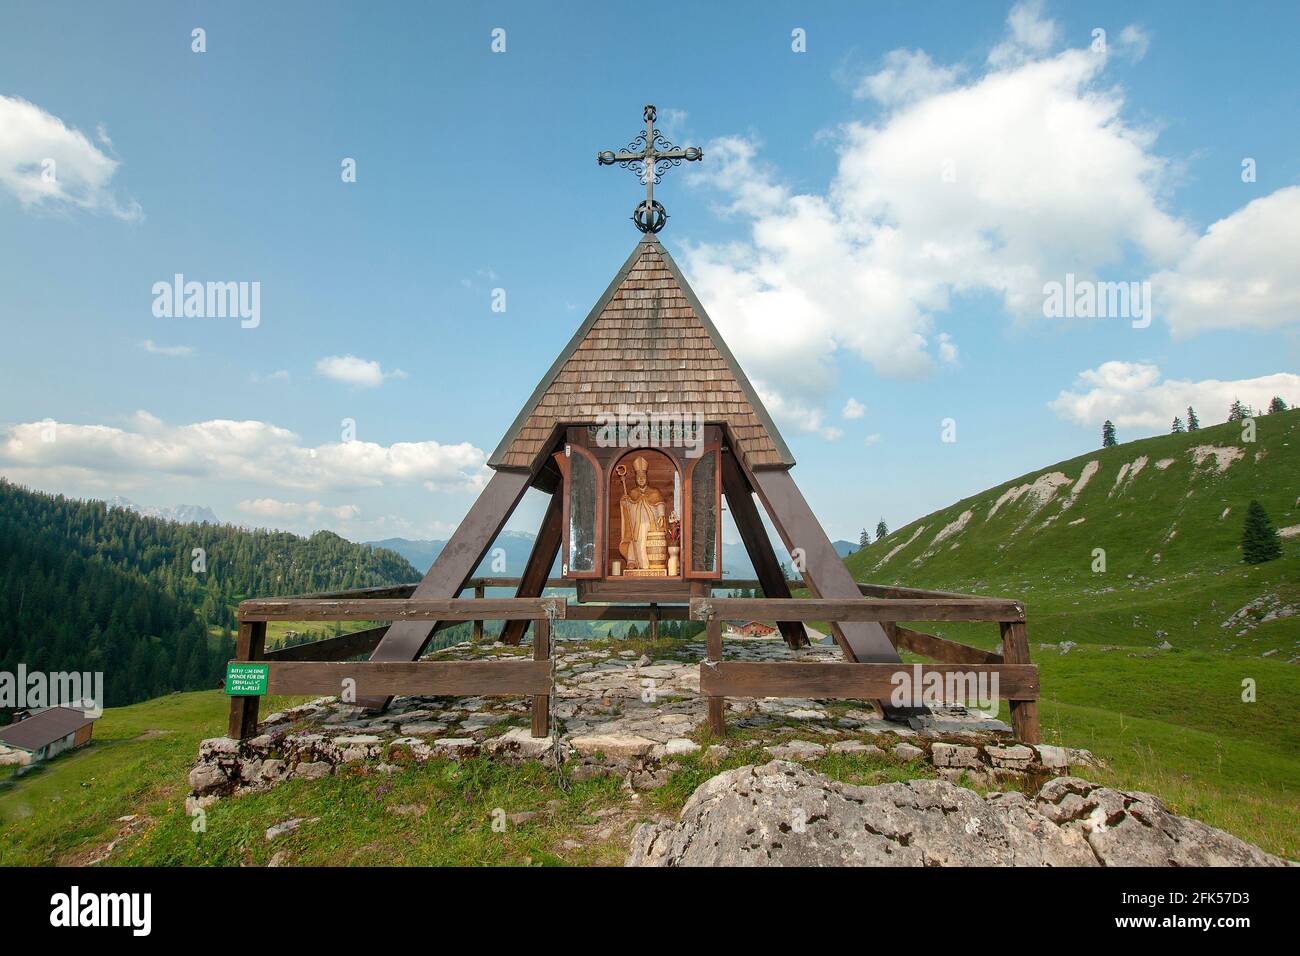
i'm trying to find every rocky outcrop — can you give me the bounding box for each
[626,761,1285,867]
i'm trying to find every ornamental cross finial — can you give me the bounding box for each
[597,104,703,234]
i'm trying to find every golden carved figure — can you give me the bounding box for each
[617,456,667,573]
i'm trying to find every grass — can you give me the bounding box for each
[845,410,1300,858]
[3,413,1297,864]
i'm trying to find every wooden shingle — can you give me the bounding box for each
[488,235,793,472]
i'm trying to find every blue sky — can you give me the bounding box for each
[1,0,1297,546]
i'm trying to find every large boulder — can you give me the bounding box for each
[626,761,1285,867]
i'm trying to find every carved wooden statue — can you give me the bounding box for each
[617,456,667,574]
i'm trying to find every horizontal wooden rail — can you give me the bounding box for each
[236,659,553,697]
[238,597,566,622]
[699,661,1038,701]
[890,625,1003,665]
[692,597,1025,623]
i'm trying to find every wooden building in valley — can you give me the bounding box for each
[0,707,97,766]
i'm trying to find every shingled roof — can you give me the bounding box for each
[0,707,95,752]
[488,234,794,472]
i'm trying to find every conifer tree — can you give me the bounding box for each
[1241,500,1282,564]
[1171,416,1184,433]
[859,528,870,548]
[1102,420,1117,447]
[1267,396,1288,414]
[875,518,888,540]
[1187,406,1200,430]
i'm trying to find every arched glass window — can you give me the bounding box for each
[685,446,721,577]
[556,444,602,577]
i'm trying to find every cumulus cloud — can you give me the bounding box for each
[314,354,407,388]
[1152,186,1300,336]
[1117,25,1150,62]
[1048,361,1300,430]
[0,95,141,220]
[856,49,959,105]
[0,411,488,492]
[238,498,360,522]
[842,397,866,420]
[683,1,1193,431]
[988,0,1060,67]
[140,339,194,357]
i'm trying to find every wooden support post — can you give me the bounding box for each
[706,616,725,737]
[531,616,551,738]
[472,584,485,643]
[227,620,266,740]
[649,604,659,643]
[999,621,1040,744]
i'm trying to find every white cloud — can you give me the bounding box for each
[988,0,1060,67]
[755,385,844,440]
[0,411,488,492]
[140,339,194,357]
[684,2,1193,423]
[1152,186,1300,336]
[856,49,959,106]
[863,433,882,447]
[1117,25,1150,62]
[936,332,959,365]
[1048,361,1300,430]
[842,397,866,420]
[238,498,360,522]
[315,354,407,388]
[0,95,141,220]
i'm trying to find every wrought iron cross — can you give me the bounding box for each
[598,104,703,234]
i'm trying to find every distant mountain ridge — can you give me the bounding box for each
[108,496,220,525]
[1,479,420,711]
[368,535,859,580]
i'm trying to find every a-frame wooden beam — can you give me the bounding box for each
[746,465,924,719]
[500,490,564,646]
[746,468,902,663]
[358,468,532,709]
[721,450,809,649]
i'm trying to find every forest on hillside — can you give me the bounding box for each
[0,480,420,717]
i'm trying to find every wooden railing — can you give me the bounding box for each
[230,580,1038,745]
[688,593,1039,743]
[228,597,563,741]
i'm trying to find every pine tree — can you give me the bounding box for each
[1241,500,1282,564]
[859,528,870,548]
[1171,416,1185,433]
[875,518,889,540]
[1268,396,1288,414]
[1228,398,1250,422]
[1102,420,1117,447]
[1186,406,1200,431]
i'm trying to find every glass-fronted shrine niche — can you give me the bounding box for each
[552,425,723,581]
